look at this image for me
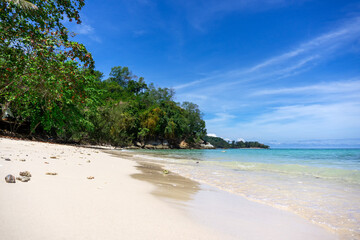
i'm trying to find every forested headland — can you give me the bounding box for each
[203,136,269,149]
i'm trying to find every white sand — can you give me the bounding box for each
[0,138,337,240]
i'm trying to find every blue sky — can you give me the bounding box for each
[68,0,360,147]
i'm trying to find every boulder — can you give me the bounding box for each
[154,145,169,149]
[200,142,215,149]
[5,174,16,183]
[179,140,188,149]
[144,144,155,149]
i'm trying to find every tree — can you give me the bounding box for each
[0,0,98,139]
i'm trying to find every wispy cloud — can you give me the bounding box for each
[173,0,304,30]
[77,23,102,43]
[207,101,360,142]
[253,79,360,96]
[174,17,360,91]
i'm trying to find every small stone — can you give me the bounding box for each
[87,176,94,180]
[162,169,169,174]
[5,158,11,161]
[44,162,49,164]
[5,174,16,183]
[20,159,26,162]
[196,161,199,164]
[50,156,57,159]
[46,172,57,175]
[16,176,31,182]
[20,171,31,177]
[87,160,91,163]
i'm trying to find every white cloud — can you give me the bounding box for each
[207,133,217,137]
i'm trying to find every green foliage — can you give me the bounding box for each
[203,136,269,149]
[90,67,207,147]
[0,0,98,140]
[0,1,207,147]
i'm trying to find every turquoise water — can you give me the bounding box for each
[130,148,360,239]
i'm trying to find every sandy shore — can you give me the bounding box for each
[0,138,337,240]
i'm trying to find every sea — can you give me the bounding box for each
[130,148,360,239]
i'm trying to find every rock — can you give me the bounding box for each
[154,145,169,149]
[20,159,26,162]
[5,158,11,161]
[179,140,188,149]
[16,176,31,182]
[5,174,16,183]
[44,162,49,164]
[87,160,91,163]
[200,142,215,149]
[50,156,57,159]
[87,176,94,179]
[20,171,31,177]
[162,169,169,174]
[144,144,155,149]
[45,172,57,175]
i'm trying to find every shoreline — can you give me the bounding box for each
[111,150,338,240]
[0,138,337,239]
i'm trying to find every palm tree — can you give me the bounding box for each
[4,0,38,10]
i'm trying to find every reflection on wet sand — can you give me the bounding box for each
[107,150,200,202]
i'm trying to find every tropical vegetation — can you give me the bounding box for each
[0,0,206,147]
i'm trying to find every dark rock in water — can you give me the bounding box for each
[5,174,16,183]
[20,171,31,177]
[5,158,11,161]
[16,176,31,182]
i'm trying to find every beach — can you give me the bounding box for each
[0,137,337,240]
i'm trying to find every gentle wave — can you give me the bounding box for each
[208,161,360,185]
